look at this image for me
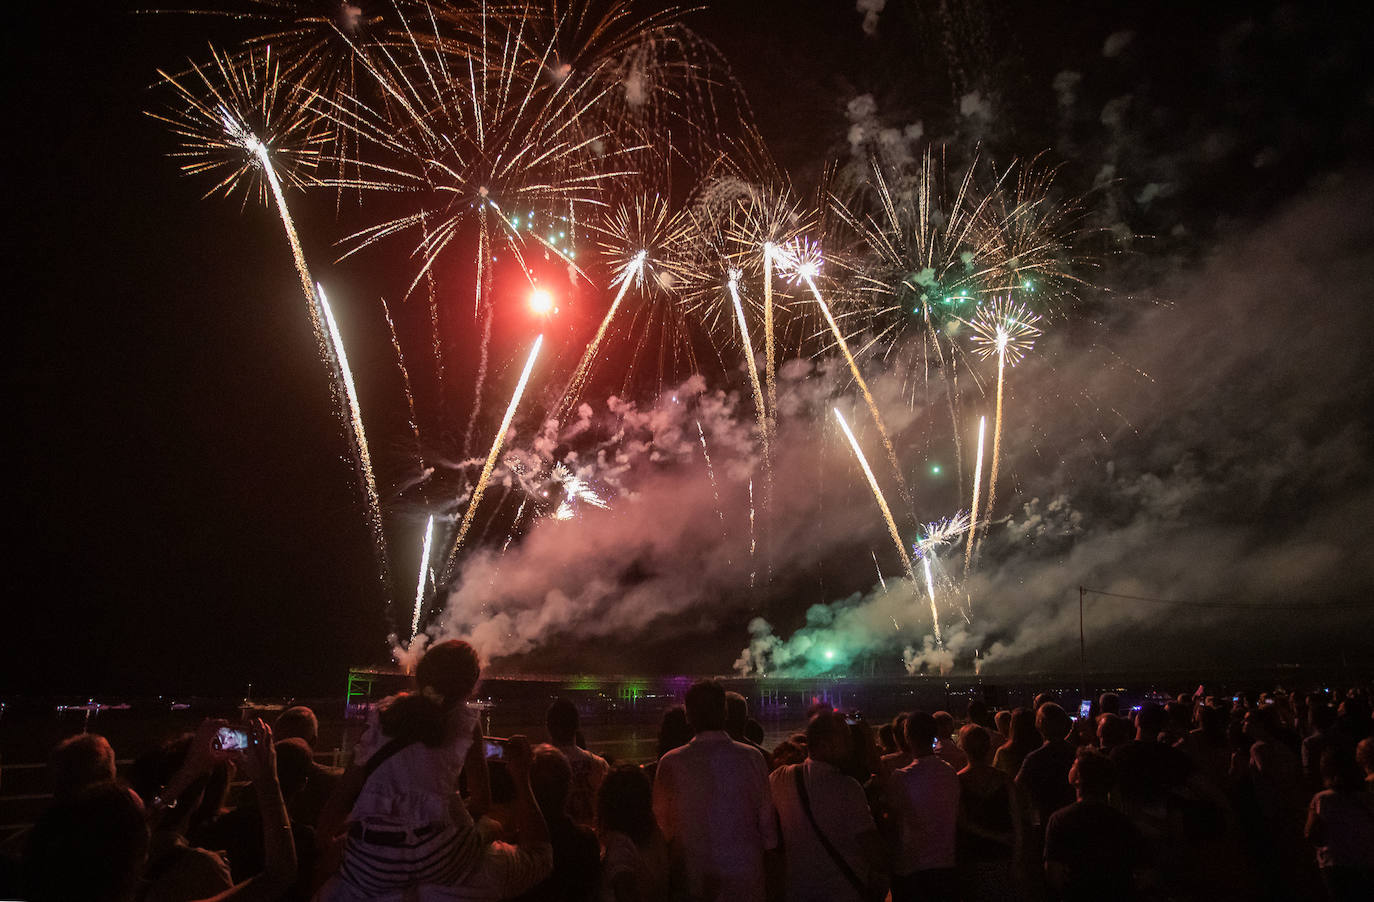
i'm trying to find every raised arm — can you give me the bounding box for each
[198,720,297,902]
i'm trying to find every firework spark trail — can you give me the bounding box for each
[984,346,1006,551]
[380,295,425,473]
[251,134,330,367]
[967,299,1042,558]
[872,549,887,590]
[318,284,390,591]
[422,218,444,408]
[803,272,912,512]
[463,214,493,456]
[922,556,939,634]
[834,408,941,645]
[557,252,645,417]
[696,418,728,525]
[501,498,529,555]
[748,477,757,588]
[762,244,777,437]
[963,415,986,575]
[443,334,544,578]
[727,271,771,472]
[411,514,436,638]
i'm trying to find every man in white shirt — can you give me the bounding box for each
[545,698,609,826]
[770,711,886,902]
[653,679,779,902]
[888,711,961,902]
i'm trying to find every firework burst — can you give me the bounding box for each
[318,4,636,300]
[965,297,1042,557]
[553,192,698,415]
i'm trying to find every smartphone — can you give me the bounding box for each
[844,716,858,726]
[1078,700,1092,720]
[483,737,509,760]
[215,726,250,752]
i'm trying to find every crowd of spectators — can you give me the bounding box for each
[7,640,1374,901]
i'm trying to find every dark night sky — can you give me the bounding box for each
[5,2,1373,697]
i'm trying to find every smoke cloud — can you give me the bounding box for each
[420,178,1374,676]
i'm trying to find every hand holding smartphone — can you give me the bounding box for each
[214,725,252,753]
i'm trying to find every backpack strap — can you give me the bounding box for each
[793,765,870,899]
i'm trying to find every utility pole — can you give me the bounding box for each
[1079,586,1087,699]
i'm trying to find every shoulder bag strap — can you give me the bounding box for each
[793,765,870,899]
[362,736,416,782]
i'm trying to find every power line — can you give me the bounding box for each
[1080,587,1374,612]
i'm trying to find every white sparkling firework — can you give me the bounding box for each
[550,463,611,521]
[914,511,971,558]
[443,334,544,576]
[967,297,1044,364]
[411,514,435,638]
[317,283,390,589]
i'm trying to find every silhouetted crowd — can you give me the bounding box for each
[6,640,1374,901]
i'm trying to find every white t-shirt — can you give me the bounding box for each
[349,697,479,828]
[889,754,961,874]
[769,760,877,902]
[652,730,779,902]
[551,741,609,824]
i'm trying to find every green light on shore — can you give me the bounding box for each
[824,649,835,661]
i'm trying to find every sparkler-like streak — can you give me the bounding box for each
[380,295,424,474]
[443,334,544,577]
[411,514,435,638]
[834,408,941,645]
[557,251,646,416]
[963,415,986,575]
[253,135,328,361]
[967,299,1042,552]
[318,283,390,591]
[762,243,777,436]
[697,418,728,528]
[872,549,887,590]
[787,248,912,511]
[922,556,939,633]
[728,270,771,470]
[748,476,757,588]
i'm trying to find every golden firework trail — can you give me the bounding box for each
[834,407,941,645]
[255,137,328,360]
[748,476,757,588]
[966,299,1042,553]
[557,251,646,417]
[799,266,911,512]
[411,514,436,638]
[696,418,730,541]
[318,283,390,590]
[380,295,424,474]
[762,243,777,437]
[443,334,544,577]
[987,349,1006,550]
[963,415,986,575]
[727,270,770,472]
